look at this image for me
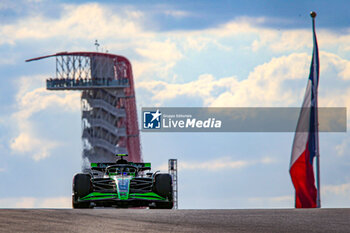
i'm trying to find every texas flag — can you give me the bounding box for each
[289,17,319,208]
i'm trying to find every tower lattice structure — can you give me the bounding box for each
[168,159,178,209]
[26,52,142,165]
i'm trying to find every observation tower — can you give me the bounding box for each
[26,51,142,165]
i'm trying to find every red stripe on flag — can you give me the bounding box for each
[289,142,317,208]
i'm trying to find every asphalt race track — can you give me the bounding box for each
[0,209,349,232]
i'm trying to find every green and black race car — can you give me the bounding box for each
[72,154,174,209]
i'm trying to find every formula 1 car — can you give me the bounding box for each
[72,154,173,209]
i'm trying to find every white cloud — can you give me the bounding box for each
[2,3,349,86]
[39,197,72,208]
[167,18,308,53]
[252,29,311,53]
[10,75,80,161]
[14,198,36,208]
[0,3,150,45]
[210,53,310,107]
[0,197,71,208]
[319,51,350,81]
[335,138,350,157]
[156,156,275,172]
[0,56,16,65]
[184,37,213,51]
[133,39,183,79]
[136,39,183,63]
[323,182,350,196]
[138,50,350,115]
[137,73,237,106]
[10,132,58,161]
[138,53,310,107]
[202,18,350,54]
[0,3,179,81]
[322,182,350,207]
[248,182,350,208]
[180,158,249,171]
[248,195,293,208]
[164,10,190,18]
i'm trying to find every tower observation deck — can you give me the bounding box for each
[26,52,142,164]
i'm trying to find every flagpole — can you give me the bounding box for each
[311,11,321,208]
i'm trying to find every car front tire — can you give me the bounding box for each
[72,173,92,209]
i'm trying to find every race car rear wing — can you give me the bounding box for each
[90,162,151,171]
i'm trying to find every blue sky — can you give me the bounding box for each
[0,0,350,208]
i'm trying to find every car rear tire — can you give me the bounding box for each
[72,173,92,209]
[152,174,173,209]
